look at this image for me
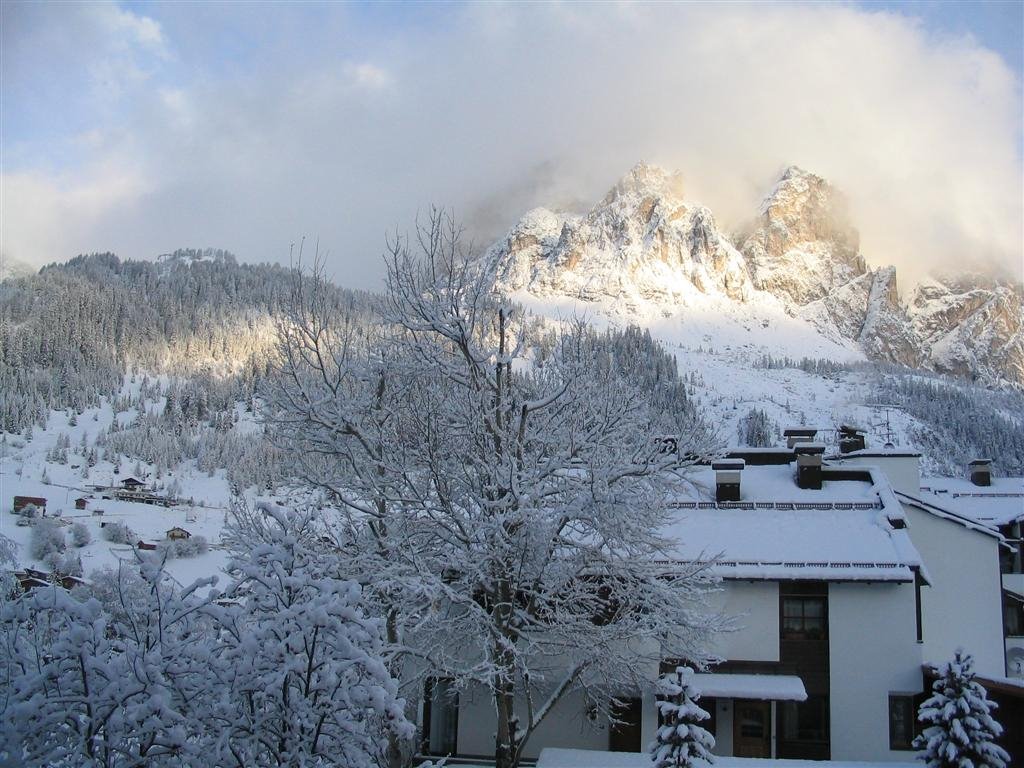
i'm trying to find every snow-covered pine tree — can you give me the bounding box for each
[914,649,1009,768]
[651,666,715,768]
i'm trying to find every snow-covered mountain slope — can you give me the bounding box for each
[487,163,1023,386]
[0,380,238,590]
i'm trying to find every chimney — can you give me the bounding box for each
[838,424,866,454]
[713,458,745,502]
[968,459,992,487]
[794,442,825,490]
[784,427,818,449]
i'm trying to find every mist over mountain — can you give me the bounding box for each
[487,163,1024,387]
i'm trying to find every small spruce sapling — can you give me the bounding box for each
[651,666,715,768]
[914,649,1009,768]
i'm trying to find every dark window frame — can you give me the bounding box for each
[780,695,830,744]
[422,677,459,756]
[884,696,917,749]
[781,596,828,640]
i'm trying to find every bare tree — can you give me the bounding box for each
[266,210,722,768]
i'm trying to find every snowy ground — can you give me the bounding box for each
[513,290,928,463]
[536,748,917,768]
[0,379,238,591]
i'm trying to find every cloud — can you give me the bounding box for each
[346,62,393,91]
[2,3,1021,289]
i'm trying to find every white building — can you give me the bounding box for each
[419,436,1021,765]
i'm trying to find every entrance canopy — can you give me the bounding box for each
[690,672,807,701]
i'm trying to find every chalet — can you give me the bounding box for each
[15,572,50,591]
[58,574,87,590]
[166,527,191,541]
[75,497,89,510]
[136,540,158,551]
[121,477,146,490]
[13,495,46,514]
[423,438,1022,765]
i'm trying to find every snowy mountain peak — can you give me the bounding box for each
[487,162,1023,386]
[601,161,687,206]
[488,164,752,305]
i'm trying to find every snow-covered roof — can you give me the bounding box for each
[660,464,922,582]
[660,507,920,582]
[917,476,1024,526]
[691,672,806,701]
[536,749,918,768]
[824,448,922,459]
[896,491,1006,541]
[678,464,878,504]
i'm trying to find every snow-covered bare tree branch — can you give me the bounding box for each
[265,209,724,767]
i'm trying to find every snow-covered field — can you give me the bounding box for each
[0,379,238,590]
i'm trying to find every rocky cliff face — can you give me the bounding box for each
[490,163,753,305]
[740,166,865,305]
[487,162,1023,386]
[740,167,922,368]
[910,274,1024,384]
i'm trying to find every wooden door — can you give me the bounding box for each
[734,699,771,758]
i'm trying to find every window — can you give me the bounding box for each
[888,695,915,750]
[780,696,829,743]
[782,597,827,640]
[422,678,458,755]
[1004,594,1024,637]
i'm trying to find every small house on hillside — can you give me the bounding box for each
[136,540,157,551]
[13,496,47,514]
[75,497,89,510]
[58,575,87,590]
[15,572,50,591]
[166,527,191,541]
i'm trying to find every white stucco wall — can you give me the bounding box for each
[709,580,780,662]
[903,503,1006,677]
[829,582,923,762]
[455,686,614,758]
[831,455,921,495]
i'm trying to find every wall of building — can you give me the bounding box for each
[709,580,781,662]
[829,582,923,762]
[833,455,920,495]
[903,504,1006,677]
[455,685,616,758]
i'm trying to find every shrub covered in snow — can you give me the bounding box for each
[651,666,715,768]
[29,519,66,561]
[172,534,208,558]
[914,649,1009,768]
[101,521,133,544]
[0,504,413,768]
[71,522,91,547]
[56,552,83,577]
